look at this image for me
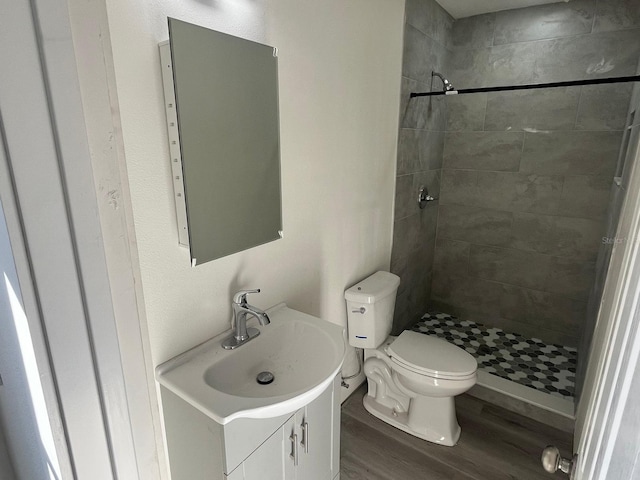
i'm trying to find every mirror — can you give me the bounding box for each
[165,18,282,265]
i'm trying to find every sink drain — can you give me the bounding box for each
[256,371,275,385]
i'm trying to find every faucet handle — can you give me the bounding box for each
[232,289,261,305]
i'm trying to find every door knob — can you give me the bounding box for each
[541,446,575,477]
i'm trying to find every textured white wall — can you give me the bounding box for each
[103,0,405,371]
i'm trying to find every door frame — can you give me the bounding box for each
[0,0,160,478]
[575,120,640,478]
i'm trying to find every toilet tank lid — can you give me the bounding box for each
[344,271,400,303]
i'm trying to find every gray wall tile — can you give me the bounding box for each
[485,42,538,86]
[444,131,524,171]
[405,0,453,46]
[493,0,595,45]
[500,285,585,337]
[450,13,496,49]
[397,129,421,175]
[521,131,622,175]
[559,175,613,219]
[468,245,552,290]
[446,94,487,131]
[433,237,471,274]
[400,77,427,129]
[447,48,491,90]
[441,170,564,214]
[429,0,634,352]
[575,84,634,131]
[419,130,445,170]
[545,257,596,300]
[484,87,581,131]
[431,271,503,316]
[394,174,415,220]
[438,204,514,246]
[403,24,446,84]
[594,0,640,33]
[393,0,452,331]
[534,29,640,82]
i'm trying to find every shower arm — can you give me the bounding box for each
[431,71,455,93]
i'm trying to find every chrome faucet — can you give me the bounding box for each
[222,289,271,350]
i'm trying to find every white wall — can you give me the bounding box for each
[103,0,405,369]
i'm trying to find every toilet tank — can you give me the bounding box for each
[344,271,400,349]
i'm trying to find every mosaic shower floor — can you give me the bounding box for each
[412,312,577,400]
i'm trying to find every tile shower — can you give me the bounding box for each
[391,0,640,416]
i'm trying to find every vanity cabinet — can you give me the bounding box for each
[161,375,341,480]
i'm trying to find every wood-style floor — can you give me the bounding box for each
[340,385,573,480]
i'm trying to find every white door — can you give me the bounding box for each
[545,112,640,478]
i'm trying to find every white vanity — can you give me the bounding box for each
[156,304,345,480]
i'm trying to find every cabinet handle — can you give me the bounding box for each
[289,432,298,466]
[301,421,309,454]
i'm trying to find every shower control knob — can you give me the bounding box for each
[541,446,575,477]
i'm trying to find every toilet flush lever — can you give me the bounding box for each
[352,307,366,314]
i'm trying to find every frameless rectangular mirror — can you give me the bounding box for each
[162,18,282,265]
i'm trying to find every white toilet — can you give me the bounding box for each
[345,271,477,446]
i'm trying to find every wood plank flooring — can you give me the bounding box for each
[340,385,573,480]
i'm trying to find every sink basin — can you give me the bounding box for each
[156,303,345,424]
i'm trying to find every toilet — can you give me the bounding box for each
[345,271,477,446]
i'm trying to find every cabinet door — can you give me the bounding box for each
[295,382,336,480]
[238,417,296,480]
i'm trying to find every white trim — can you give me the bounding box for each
[0,0,161,478]
[575,123,640,479]
[476,370,574,419]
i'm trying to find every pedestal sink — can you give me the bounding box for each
[156,303,346,424]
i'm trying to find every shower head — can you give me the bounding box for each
[432,72,455,92]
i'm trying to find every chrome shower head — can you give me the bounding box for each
[432,72,455,92]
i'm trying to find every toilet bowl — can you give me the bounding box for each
[345,272,477,446]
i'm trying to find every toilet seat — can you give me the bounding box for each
[386,331,477,380]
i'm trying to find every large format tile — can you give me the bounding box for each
[520,131,622,176]
[512,212,605,259]
[485,42,538,86]
[444,131,524,171]
[399,77,428,129]
[534,29,640,82]
[559,175,613,219]
[441,170,563,214]
[432,271,504,316]
[476,172,563,214]
[437,204,513,246]
[546,257,596,300]
[468,244,552,290]
[484,87,581,131]
[391,213,421,263]
[394,174,414,220]
[419,129,445,170]
[405,0,453,47]
[433,237,471,275]
[439,169,479,205]
[493,0,595,45]
[500,284,585,337]
[594,0,640,32]
[403,24,448,84]
[446,93,487,132]
[396,128,420,175]
[450,13,496,49]
[575,83,633,131]
[447,48,491,90]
